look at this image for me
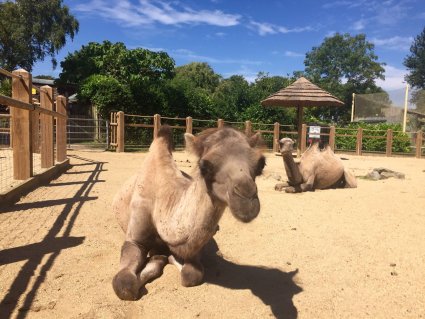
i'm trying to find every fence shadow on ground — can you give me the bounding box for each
[0,155,106,318]
[203,239,302,319]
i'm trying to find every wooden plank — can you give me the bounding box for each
[56,95,67,162]
[386,129,393,157]
[273,122,280,152]
[356,127,363,155]
[416,131,423,158]
[186,117,192,134]
[11,69,33,180]
[0,94,66,118]
[40,86,54,168]
[329,126,335,151]
[117,111,125,152]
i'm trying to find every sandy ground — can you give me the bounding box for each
[0,149,425,319]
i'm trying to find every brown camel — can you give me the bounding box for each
[112,126,265,300]
[275,137,357,193]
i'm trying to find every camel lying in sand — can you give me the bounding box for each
[275,137,357,193]
[112,126,265,300]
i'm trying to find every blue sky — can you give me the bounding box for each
[33,0,425,91]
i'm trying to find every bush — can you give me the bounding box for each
[336,123,411,153]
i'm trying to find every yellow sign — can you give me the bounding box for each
[32,88,37,95]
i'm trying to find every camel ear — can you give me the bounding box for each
[248,132,263,148]
[184,133,200,156]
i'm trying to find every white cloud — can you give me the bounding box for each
[376,65,408,91]
[372,36,413,51]
[352,19,367,31]
[75,0,241,27]
[173,49,263,65]
[249,21,312,36]
[284,51,304,58]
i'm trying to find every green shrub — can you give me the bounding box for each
[335,123,411,153]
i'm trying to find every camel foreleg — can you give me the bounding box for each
[169,254,204,287]
[343,169,357,188]
[112,241,148,301]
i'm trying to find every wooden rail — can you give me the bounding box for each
[108,113,423,159]
[0,68,69,182]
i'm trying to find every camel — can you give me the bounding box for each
[275,137,357,193]
[112,126,265,300]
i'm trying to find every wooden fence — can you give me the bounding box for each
[0,68,69,202]
[109,112,424,158]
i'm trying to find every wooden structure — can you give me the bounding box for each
[108,111,423,159]
[0,68,69,204]
[261,77,344,155]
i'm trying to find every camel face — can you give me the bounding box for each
[186,129,265,223]
[279,137,294,154]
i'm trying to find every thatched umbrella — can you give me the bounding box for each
[261,77,344,154]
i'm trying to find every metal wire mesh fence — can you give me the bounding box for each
[67,116,109,150]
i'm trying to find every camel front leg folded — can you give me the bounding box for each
[112,241,148,301]
[169,254,205,287]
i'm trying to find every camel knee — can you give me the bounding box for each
[181,262,204,287]
[139,255,168,285]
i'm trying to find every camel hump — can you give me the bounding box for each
[157,125,174,153]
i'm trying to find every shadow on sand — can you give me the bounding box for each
[0,155,106,318]
[203,240,302,319]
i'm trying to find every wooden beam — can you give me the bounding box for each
[56,95,67,162]
[11,69,33,180]
[40,86,54,168]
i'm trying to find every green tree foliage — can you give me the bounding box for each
[165,62,220,118]
[58,41,175,116]
[78,74,134,119]
[241,73,295,125]
[0,0,79,71]
[404,26,425,90]
[304,33,385,122]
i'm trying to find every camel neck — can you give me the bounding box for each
[282,152,303,185]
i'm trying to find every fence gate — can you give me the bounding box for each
[67,116,109,150]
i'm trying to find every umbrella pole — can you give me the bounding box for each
[297,106,304,157]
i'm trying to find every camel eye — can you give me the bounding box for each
[255,156,266,176]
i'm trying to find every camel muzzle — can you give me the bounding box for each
[228,181,260,223]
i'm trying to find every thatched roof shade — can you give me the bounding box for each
[261,77,344,107]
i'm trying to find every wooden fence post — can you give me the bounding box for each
[217,119,224,128]
[153,114,161,138]
[273,122,280,152]
[416,130,423,159]
[300,124,307,154]
[40,86,54,168]
[356,127,363,155]
[116,111,125,152]
[186,116,193,134]
[386,129,393,157]
[329,126,336,151]
[56,95,67,162]
[11,69,33,179]
[245,120,252,136]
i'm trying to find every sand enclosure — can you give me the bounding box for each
[0,149,424,318]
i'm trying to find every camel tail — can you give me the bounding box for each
[156,125,174,153]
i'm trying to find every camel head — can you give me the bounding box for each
[185,128,265,223]
[279,138,295,154]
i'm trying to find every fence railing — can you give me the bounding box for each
[109,111,424,158]
[0,68,68,194]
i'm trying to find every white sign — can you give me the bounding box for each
[309,126,321,139]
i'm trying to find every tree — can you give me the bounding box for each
[0,0,79,71]
[404,26,425,89]
[58,41,175,115]
[78,74,134,119]
[304,33,385,122]
[174,62,221,93]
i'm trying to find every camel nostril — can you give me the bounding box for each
[234,183,257,199]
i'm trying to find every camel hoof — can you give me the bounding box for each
[274,183,287,191]
[181,263,204,287]
[285,186,296,193]
[112,268,142,301]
